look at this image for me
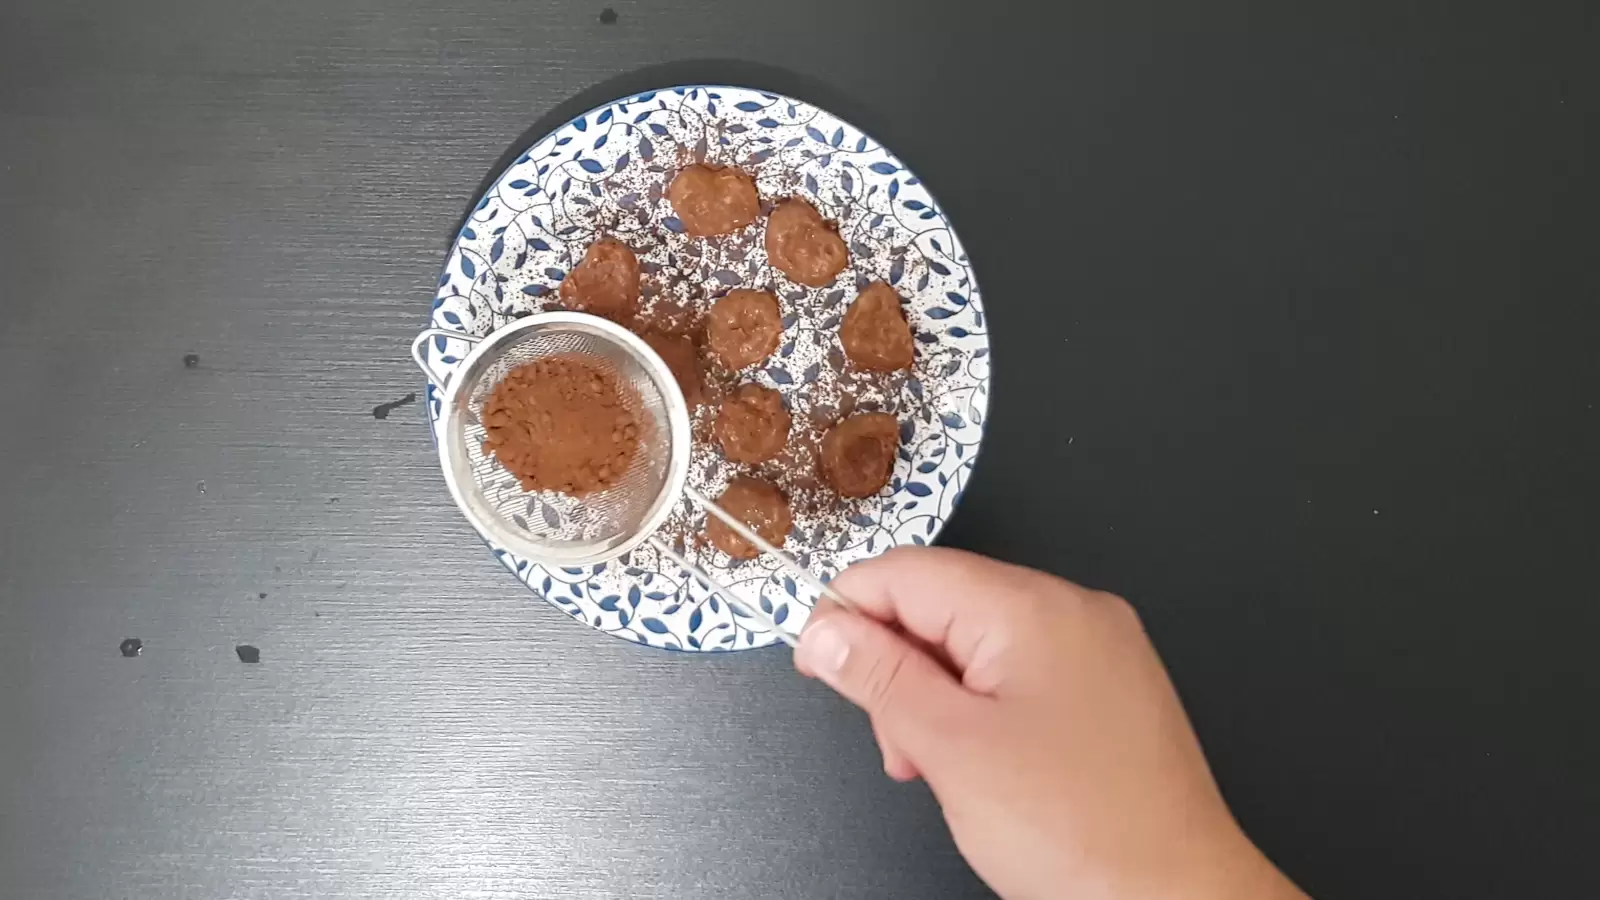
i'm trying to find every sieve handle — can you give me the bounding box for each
[410,328,482,382]
[649,536,798,648]
[685,485,857,613]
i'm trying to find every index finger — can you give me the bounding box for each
[825,545,1060,688]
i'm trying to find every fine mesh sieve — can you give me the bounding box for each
[412,311,848,647]
[415,313,688,567]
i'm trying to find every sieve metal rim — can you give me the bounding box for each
[414,312,692,568]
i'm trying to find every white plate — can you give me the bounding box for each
[422,85,990,651]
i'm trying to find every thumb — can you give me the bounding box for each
[796,609,981,763]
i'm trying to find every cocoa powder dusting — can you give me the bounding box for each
[481,354,643,496]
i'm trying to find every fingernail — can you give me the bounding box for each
[798,619,851,678]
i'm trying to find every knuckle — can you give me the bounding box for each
[1092,589,1143,630]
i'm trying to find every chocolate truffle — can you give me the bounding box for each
[765,197,848,287]
[706,289,783,370]
[667,164,760,237]
[559,237,640,321]
[706,476,792,560]
[715,383,791,463]
[840,281,914,372]
[820,412,899,498]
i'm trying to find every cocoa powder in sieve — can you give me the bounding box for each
[480,354,643,497]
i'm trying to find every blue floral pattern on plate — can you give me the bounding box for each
[422,86,990,651]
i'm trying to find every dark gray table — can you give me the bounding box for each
[2,2,1595,898]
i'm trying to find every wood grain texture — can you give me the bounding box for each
[2,1,1597,898]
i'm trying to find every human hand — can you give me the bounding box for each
[794,546,1307,900]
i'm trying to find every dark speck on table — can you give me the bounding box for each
[118,638,142,657]
[372,392,417,419]
[182,353,199,368]
[235,645,261,664]
[599,7,617,24]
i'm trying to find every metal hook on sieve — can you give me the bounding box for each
[411,328,482,383]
